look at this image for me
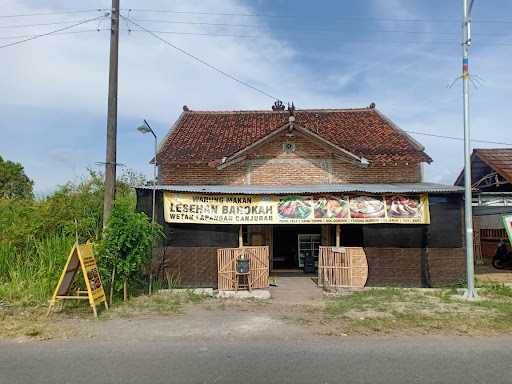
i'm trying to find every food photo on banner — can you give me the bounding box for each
[163,192,430,225]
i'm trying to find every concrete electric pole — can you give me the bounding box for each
[462,0,478,299]
[103,0,120,228]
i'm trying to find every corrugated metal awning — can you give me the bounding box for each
[137,183,464,195]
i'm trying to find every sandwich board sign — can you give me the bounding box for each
[47,242,108,318]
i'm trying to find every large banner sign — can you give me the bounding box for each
[164,192,430,225]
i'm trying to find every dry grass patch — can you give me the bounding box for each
[322,284,512,335]
[0,290,208,339]
[104,290,208,319]
[0,305,74,340]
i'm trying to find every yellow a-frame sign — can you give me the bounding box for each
[47,242,108,318]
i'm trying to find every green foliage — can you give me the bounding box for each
[96,201,163,298]
[0,166,149,305]
[0,169,144,247]
[0,235,74,305]
[0,156,34,199]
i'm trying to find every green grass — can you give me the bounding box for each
[0,235,75,305]
[323,284,512,335]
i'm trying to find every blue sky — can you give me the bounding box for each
[1,0,512,194]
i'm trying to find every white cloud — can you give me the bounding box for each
[1,0,511,192]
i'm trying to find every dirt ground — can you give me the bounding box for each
[3,275,512,342]
[476,264,512,284]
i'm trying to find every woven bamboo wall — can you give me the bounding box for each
[152,247,218,288]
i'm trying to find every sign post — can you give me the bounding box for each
[47,242,108,318]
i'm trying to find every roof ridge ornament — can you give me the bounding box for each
[287,102,295,115]
[287,102,295,128]
[272,100,285,111]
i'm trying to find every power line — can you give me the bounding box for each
[0,19,99,29]
[0,14,108,49]
[120,28,512,47]
[121,15,281,101]
[124,28,457,43]
[125,28,258,39]
[1,17,504,39]
[404,130,512,146]
[2,25,510,47]
[0,9,106,18]
[128,18,507,37]
[126,8,454,22]
[126,8,512,24]
[0,17,508,45]
[0,29,107,40]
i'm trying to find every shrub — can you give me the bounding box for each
[96,200,163,302]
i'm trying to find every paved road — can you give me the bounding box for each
[1,336,511,384]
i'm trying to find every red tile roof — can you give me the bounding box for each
[158,107,432,164]
[474,149,512,183]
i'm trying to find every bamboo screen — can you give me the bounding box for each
[318,247,368,289]
[217,246,269,291]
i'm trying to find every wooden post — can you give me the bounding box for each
[123,279,128,302]
[109,265,116,306]
[336,224,341,247]
[239,225,244,248]
[103,0,120,227]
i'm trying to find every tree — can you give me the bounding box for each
[96,200,163,302]
[0,156,33,199]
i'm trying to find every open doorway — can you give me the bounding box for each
[272,225,321,271]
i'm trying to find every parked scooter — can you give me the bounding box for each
[492,239,512,270]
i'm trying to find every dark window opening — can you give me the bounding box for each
[273,225,321,270]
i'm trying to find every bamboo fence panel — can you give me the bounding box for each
[318,247,368,289]
[473,216,483,265]
[480,228,507,241]
[217,246,269,291]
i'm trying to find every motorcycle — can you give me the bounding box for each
[492,239,512,270]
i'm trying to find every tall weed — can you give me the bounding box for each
[0,235,74,305]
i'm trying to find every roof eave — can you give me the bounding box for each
[372,108,432,164]
[474,149,512,184]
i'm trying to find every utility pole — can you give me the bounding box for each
[462,0,477,299]
[103,0,120,228]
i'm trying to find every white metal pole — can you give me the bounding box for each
[462,0,477,299]
[152,133,157,226]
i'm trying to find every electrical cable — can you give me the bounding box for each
[126,18,510,38]
[120,28,512,46]
[0,29,108,40]
[121,15,281,101]
[0,14,108,49]
[404,130,512,146]
[0,9,106,18]
[0,19,98,29]
[125,8,512,24]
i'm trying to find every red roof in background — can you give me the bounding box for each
[157,107,432,164]
[474,148,512,183]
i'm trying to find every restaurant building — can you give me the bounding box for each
[136,103,465,288]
